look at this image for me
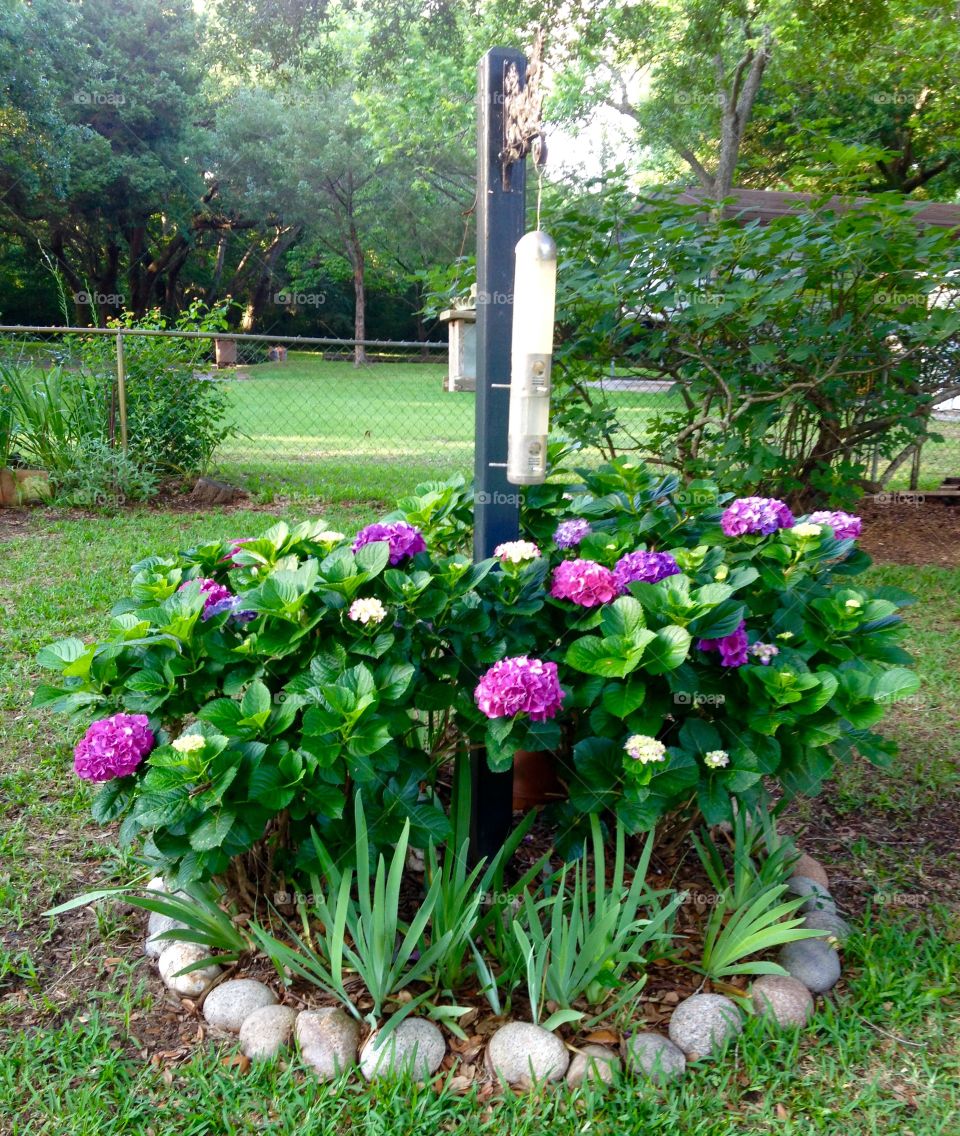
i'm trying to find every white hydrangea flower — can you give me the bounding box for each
[751,642,780,664]
[172,734,205,753]
[494,540,541,564]
[704,749,730,769]
[790,522,823,538]
[624,735,667,764]
[348,597,387,625]
[317,530,346,544]
[844,597,862,610]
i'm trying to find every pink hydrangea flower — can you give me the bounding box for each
[220,538,250,563]
[474,656,565,722]
[178,577,234,619]
[721,497,794,537]
[807,510,862,541]
[613,550,681,593]
[73,712,154,781]
[697,620,749,667]
[352,521,426,565]
[550,559,618,607]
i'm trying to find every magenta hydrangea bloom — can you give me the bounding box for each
[352,521,426,565]
[807,510,862,541]
[721,497,795,537]
[550,559,618,607]
[73,712,154,782]
[613,550,681,593]
[220,537,251,563]
[474,656,565,722]
[178,577,234,619]
[698,620,749,667]
[554,519,592,549]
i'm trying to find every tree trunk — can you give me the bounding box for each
[676,27,772,209]
[240,224,301,333]
[206,234,229,306]
[94,242,122,325]
[347,222,367,367]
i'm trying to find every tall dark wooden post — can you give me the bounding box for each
[470,47,527,860]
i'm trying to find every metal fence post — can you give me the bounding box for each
[470,46,527,861]
[115,330,128,454]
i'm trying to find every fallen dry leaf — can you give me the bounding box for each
[221,1053,251,1074]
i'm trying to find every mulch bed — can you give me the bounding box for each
[857,497,960,566]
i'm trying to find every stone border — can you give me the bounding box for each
[144,850,849,1087]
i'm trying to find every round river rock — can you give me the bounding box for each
[791,853,830,890]
[202,979,277,1032]
[566,1044,620,1088]
[296,1007,361,1079]
[803,909,852,944]
[240,1004,299,1061]
[668,994,743,1058]
[360,1018,446,1081]
[486,1022,569,1085]
[157,942,221,997]
[779,939,842,993]
[623,1032,686,1083]
[788,876,837,915]
[751,974,814,1027]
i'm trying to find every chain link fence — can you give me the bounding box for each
[1,326,959,505]
[0,327,465,502]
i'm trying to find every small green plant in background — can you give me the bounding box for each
[0,359,106,472]
[46,880,252,968]
[49,439,158,509]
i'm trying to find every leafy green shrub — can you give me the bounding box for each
[529,185,960,502]
[34,503,494,886]
[35,460,916,883]
[76,302,235,475]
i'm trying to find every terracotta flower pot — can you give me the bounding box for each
[512,749,565,811]
[0,467,49,506]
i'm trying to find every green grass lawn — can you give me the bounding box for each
[0,500,957,1134]
[210,353,960,499]
[210,353,682,501]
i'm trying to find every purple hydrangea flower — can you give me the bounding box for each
[474,656,565,722]
[178,577,234,620]
[73,712,154,782]
[807,510,862,541]
[352,521,426,566]
[721,497,795,537]
[554,519,592,549]
[550,559,618,607]
[613,550,681,593]
[202,595,256,623]
[698,620,749,667]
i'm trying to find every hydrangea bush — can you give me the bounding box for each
[35,461,918,878]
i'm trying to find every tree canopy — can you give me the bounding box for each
[1,0,957,335]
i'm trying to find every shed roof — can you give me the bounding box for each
[670,187,960,231]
